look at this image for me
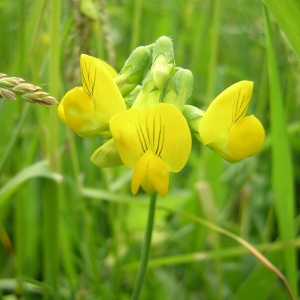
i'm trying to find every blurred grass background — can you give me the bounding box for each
[0,0,300,299]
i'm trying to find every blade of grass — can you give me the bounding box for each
[0,104,31,176]
[42,0,61,297]
[263,0,300,59]
[0,160,62,211]
[262,4,298,299]
[130,0,142,51]
[235,251,284,300]
[156,204,294,300]
[124,238,300,269]
[205,0,221,104]
[201,1,223,297]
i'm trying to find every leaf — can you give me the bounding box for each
[263,5,298,298]
[0,160,62,211]
[263,0,300,59]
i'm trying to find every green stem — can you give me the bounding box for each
[130,0,142,51]
[131,193,157,300]
[206,0,221,104]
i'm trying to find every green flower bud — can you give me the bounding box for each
[162,67,193,111]
[151,36,175,89]
[90,138,123,168]
[115,45,152,96]
[183,105,204,140]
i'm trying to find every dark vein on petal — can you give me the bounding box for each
[80,60,96,99]
[157,115,164,158]
[153,114,156,151]
[233,88,249,122]
[137,129,146,154]
[137,120,148,154]
[146,115,152,150]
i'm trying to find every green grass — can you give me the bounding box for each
[0,0,299,299]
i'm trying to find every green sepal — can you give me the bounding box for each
[182,105,204,140]
[162,67,193,111]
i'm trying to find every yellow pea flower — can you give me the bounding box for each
[57,54,125,137]
[110,103,192,197]
[199,81,265,162]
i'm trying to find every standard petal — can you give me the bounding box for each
[98,59,118,78]
[80,54,125,123]
[110,103,192,172]
[228,115,265,161]
[199,81,253,145]
[62,87,108,137]
[110,109,146,168]
[154,104,192,172]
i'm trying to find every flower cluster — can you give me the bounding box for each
[0,73,57,105]
[58,36,265,197]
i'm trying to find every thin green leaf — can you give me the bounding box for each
[263,4,298,299]
[263,0,300,59]
[0,160,62,211]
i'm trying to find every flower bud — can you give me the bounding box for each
[0,74,57,106]
[115,45,152,96]
[13,83,41,93]
[151,36,175,89]
[21,91,58,105]
[0,77,24,87]
[183,105,204,140]
[38,96,59,106]
[90,138,123,168]
[162,67,193,111]
[0,88,16,100]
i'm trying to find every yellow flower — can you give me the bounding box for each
[57,54,125,137]
[199,81,265,162]
[110,103,191,197]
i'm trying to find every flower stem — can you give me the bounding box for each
[131,193,157,300]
